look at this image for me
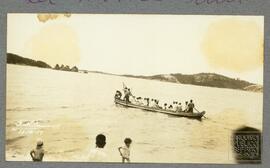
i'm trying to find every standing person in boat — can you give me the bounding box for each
[187,100,195,113]
[184,101,189,112]
[123,88,133,103]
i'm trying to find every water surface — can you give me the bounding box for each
[6,64,263,163]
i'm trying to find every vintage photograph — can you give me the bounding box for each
[6,14,263,163]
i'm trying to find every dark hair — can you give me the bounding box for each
[190,99,193,102]
[96,134,106,148]
[124,138,132,144]
[37,143,43,147]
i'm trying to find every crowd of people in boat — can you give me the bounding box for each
[115,87,196,113]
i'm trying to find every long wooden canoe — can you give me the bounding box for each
[114,98,206,119]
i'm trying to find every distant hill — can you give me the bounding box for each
[7,53,51,68]
[7,53,262,93]
[123,73,263,92]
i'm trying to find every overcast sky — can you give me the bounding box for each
[7,14,264,84]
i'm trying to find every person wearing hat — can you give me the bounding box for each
[30,139,45,162]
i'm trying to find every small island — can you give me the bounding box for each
[54,64,79,72]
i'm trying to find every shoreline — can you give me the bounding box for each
[7,63,263,93]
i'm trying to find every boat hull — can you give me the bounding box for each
[114,98,206,119]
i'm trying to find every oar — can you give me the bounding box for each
[195,107,207,119]
[194,107,200,113]
[122,82,126,89]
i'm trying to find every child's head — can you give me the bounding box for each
[96,134,106,148]
[36,139,43,148]
[124,138,132,147]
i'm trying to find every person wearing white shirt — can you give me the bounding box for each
[88,134,107,162]
[176,103,183,112]
[118,138,132,163]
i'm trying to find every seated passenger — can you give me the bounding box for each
[176,103,183,112]
[149,99,155,107]
[163,103,167,110]
[173,101,178,111]
[129,96,137,104]
[168,105,173,110]
[184,101,189,112]
[135,97,144,105]
[115,90,122,99]
[154,99,161,109]
[143,98,150,106]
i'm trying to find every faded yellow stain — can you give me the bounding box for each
[202,18,264,72]
[27,24,80,66]
[37,13,72,23]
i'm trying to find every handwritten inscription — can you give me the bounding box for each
[26,0,162,5]
[187,0,247,5]
[25,0,248,5]
[26,0,55,5]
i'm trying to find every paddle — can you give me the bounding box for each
[194,107,207,119]
[122,82,127,89]
[194,107,200,113]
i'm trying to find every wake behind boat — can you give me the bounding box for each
[114,84,206,119]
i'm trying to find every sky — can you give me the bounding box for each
[7,14,264,84]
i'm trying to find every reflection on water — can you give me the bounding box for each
[6,65,263,163]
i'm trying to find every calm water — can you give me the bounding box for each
[6,64,263,163]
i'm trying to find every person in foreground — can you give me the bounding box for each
[88,134,107,162]
[118,138,132,163]
[30,139,45,162]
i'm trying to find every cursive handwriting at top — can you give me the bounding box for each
[26,0,56,5]
[25,0,248,5]
[187,0,247,5]
[25,0,162,5]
